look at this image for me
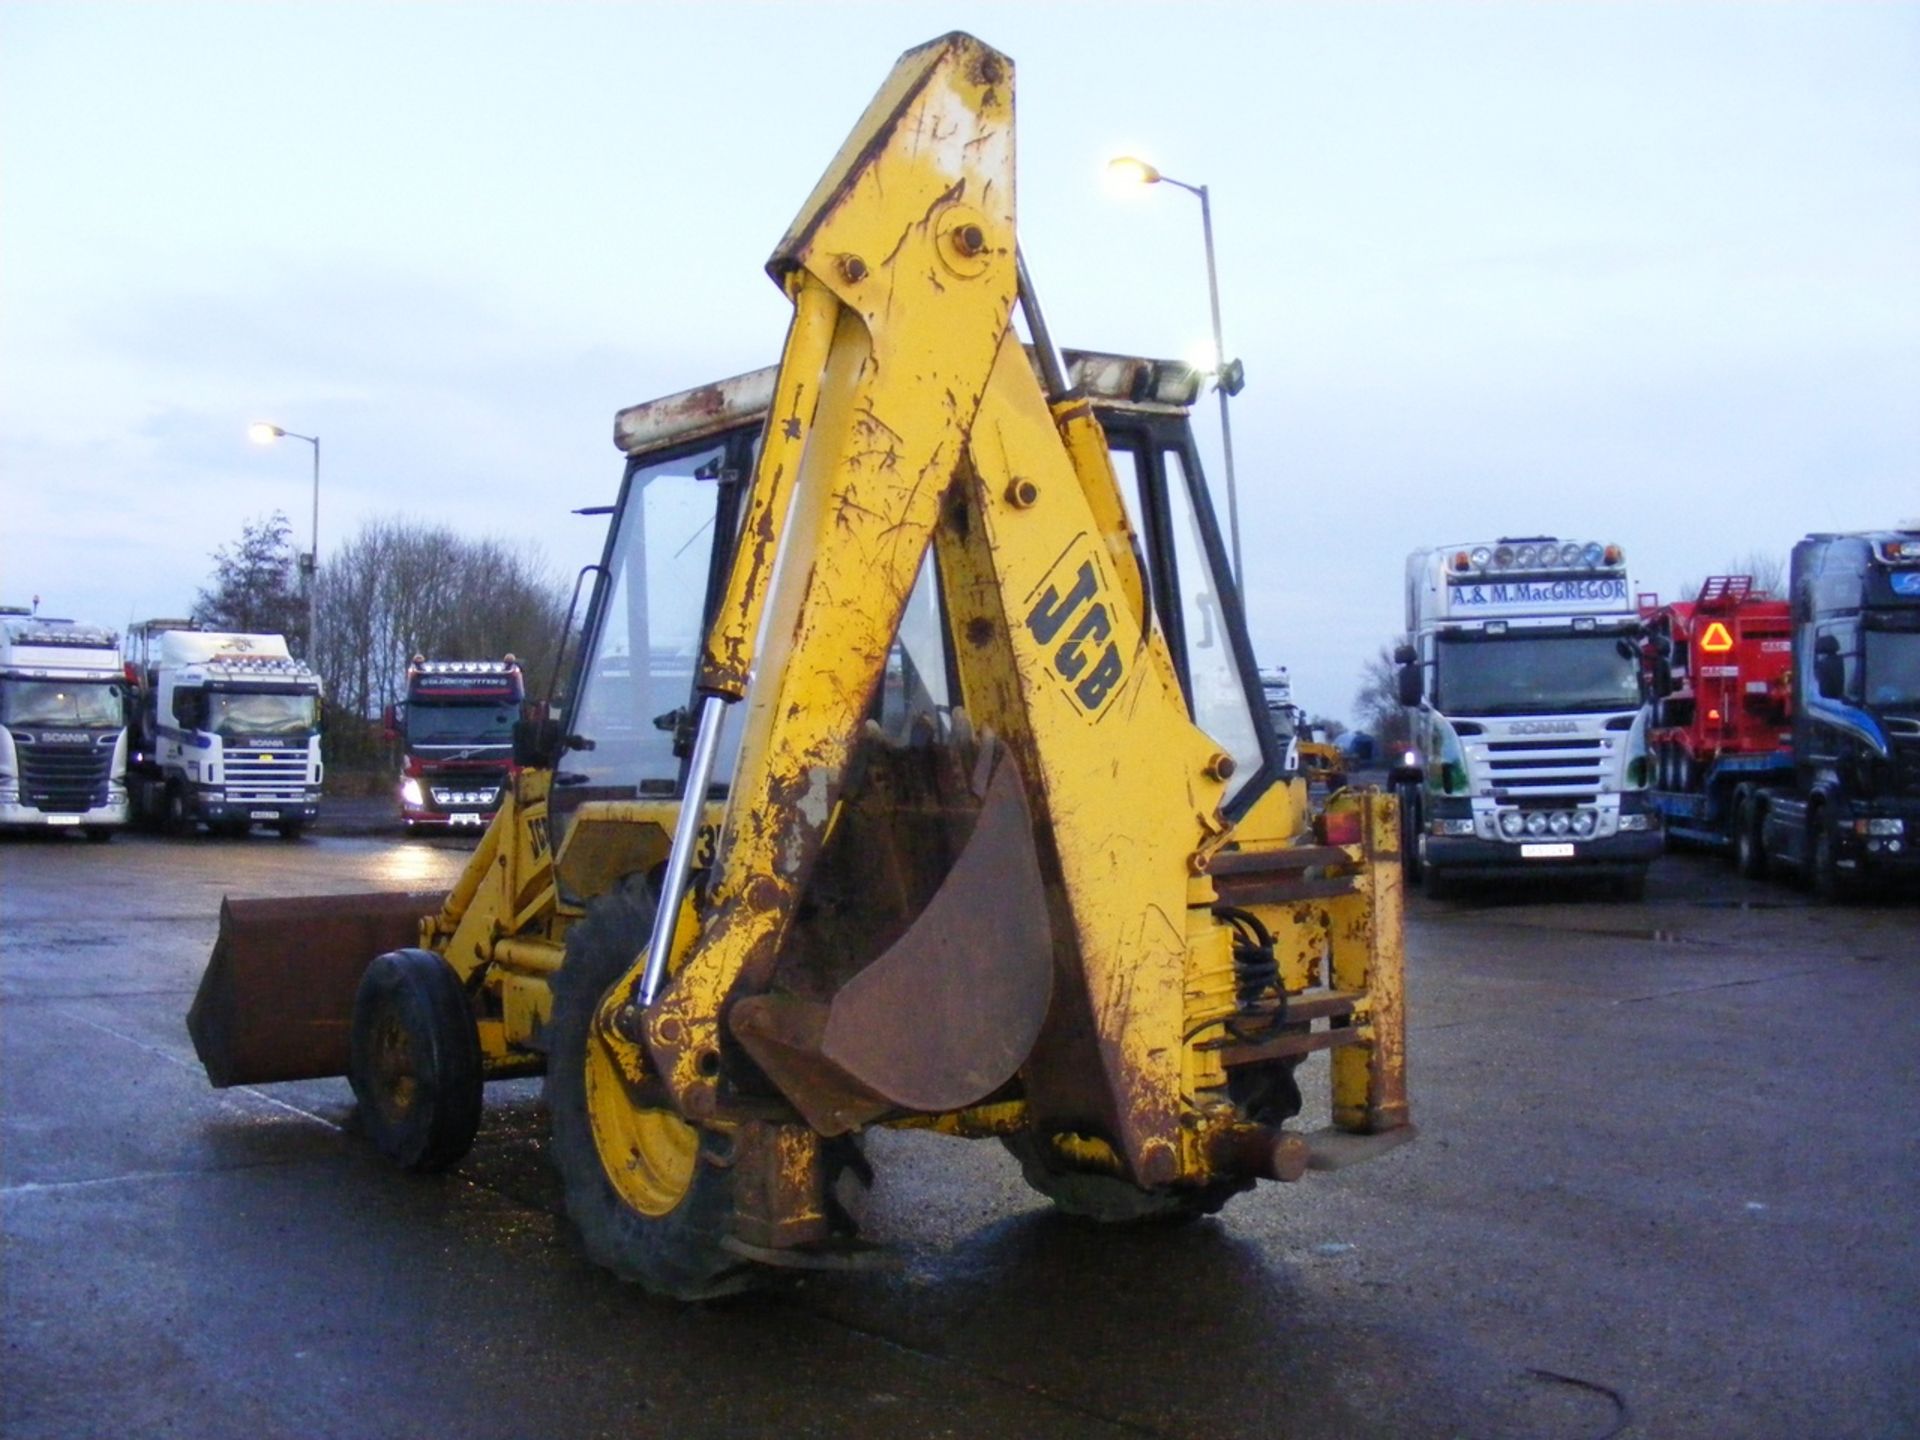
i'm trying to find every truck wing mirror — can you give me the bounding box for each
[513,716,565,769]
[1392,643,1416,665]
[1652,659,1675,698]
[1396,663,1424,708]
[1814,633,1840,655]
[1814,652,1844,700]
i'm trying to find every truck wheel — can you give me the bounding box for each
[1733,795,1769,880]
[1395,783,1423,886]
[1422,855,1457,902]
[163,784,195,838]
[1809,820,1856,904]
[1001,1129,1248,1224]
[348,948,484,1172]
[546,874,758,1300]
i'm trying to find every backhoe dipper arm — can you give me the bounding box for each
[619,33,1235,1184]
[624,32,1026,1115]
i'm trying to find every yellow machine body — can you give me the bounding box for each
[189,30,1408,1298]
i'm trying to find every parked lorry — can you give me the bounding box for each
[1392,537,1660,897]
[126,623,323,838]
[0,607,129,839]
[187,32,1411,1301]
[1703,529,1920,899]
[389,657,524,831]
[1639,576,1793,858]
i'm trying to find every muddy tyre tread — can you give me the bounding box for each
[348,948,484,1172]
[546,875,755,1301]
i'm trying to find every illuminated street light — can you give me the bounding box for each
[1106,154,1246,588]
[248,421,320,655]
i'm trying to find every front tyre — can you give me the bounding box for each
[1733,793,1769,880]
[348,948,484,1171]
[1395,782,1423,886]
[547,874,755,1301]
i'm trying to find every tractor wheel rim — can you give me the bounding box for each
[373,1009,419,1120]
[584,1025,697,1217]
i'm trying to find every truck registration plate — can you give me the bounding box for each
[46,815,81,826]
[1521,842,1575,859]
[250,810,279,820]
[452,813,484,827]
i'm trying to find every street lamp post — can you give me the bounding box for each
[247,422,320,655]
[1106,156,1247,589]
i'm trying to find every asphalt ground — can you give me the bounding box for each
[3,821,1916,1439]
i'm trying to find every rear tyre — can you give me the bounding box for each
[1001,1129,1247,1224]
[348,948,484,1172]
[1733,794,1769,880]
[547,874,757,1300]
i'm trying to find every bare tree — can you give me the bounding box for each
[313,517,572,764]
[194,512,308,653]
[1353,637,1412,751]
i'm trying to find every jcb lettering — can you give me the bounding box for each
[1026,561,1099,645]
[1026,552,1126,717]
[1074,644,1124,710]
[527,814,551,859]
[1054,602,1111,680]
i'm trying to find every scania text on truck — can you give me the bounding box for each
[1392,537,1660,897]
[0,608,129,840]
[388,657,524,831]
[126,623,323,838]
[1737,528,1920,899]
[1640,576,1793,862]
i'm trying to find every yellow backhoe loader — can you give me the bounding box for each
[189,30,1410,1300]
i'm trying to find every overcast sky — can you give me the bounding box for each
[3,2,1914,724]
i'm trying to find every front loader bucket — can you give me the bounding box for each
[188,891,444,1087]
[731,739,1053,1135]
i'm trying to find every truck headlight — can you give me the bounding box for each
[1498,812,1525,839]
[399,777,424,806]
[1619,813,1652,832]
[1571,810,1598,837]
[1856,817,1905,836]
[1431,818,1475,837]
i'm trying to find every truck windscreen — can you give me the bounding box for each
[210,692,316,737]
[1436,632,1640,716]
[1864,630,1920,707]
[407,701,517,745]
[0,678,123,727]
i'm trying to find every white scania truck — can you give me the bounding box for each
[1391,537,1660,897]
[126,623,324,838]
[0,608,130,839]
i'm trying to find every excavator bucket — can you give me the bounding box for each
[731,733,1054,1135]
[188,891,443,1087]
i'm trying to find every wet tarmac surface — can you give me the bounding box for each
[3,823,1916,1438]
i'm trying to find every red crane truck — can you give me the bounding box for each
[1640,576,1793,868]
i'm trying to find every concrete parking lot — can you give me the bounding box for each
[3,823,1916,1439]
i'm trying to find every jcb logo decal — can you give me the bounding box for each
[1025,547,1125,718]
[527,814,551,859]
